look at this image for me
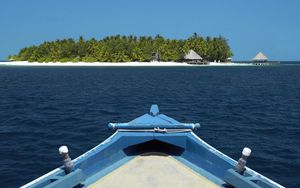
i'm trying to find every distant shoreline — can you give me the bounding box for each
[0,61,253,67]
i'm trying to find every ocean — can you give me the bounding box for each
[0,64,299,187]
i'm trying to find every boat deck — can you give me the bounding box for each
[89,152,219,188]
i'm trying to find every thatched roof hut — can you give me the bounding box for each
[184,50,203,60]
[252,52,268,62]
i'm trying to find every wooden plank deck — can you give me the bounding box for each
[89,152,219,188]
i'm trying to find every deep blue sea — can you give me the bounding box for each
[0,64,300,188]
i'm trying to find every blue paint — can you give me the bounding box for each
[82,156,134,186]
[224,169,276,188]
[44,169,84,188]
[108,105,200,130]
[22,105,282,188]
[150,104,159,116]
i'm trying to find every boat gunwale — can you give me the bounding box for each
[21,130,284,188]
[190,132,284,188]
[21,131,120,188]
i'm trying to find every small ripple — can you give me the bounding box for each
[0,66,300,187]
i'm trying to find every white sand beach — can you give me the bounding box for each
[0,61,253,67]
[208,62,251,66]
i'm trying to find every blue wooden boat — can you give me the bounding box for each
[22,105,284,188]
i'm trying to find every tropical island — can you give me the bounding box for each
[9,33,233,63]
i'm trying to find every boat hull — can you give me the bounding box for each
[22,131,283,188]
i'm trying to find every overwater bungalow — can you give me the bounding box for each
[253,52,268,62]
[252,52,279,65]
[252,52,269,65]
[184,49,208,65]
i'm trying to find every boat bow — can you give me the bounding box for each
[108,104,200,130]
[22,105,284,188]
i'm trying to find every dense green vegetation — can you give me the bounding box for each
[10,33,233,62]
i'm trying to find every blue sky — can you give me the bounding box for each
[1,0,299,60]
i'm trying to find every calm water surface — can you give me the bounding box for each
[0,65,299,187]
